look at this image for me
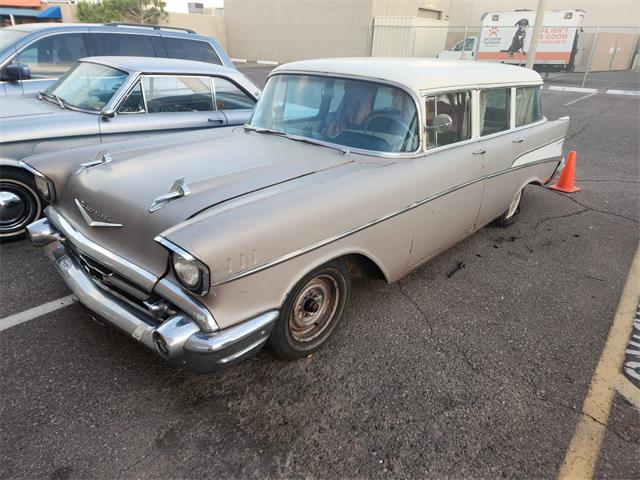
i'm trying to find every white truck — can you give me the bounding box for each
[438,9,586,72]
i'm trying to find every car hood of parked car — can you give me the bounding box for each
[26,127,358,279]
[0,96,64,119]
[0,96,95,147]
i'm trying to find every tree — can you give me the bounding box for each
[122,0,168,25]
[77,0,167,25]
[77,0,126,23]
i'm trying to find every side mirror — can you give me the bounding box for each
[100,109,115,119]
[426,113,453,134]
[5,63,30,81]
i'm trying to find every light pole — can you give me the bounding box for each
[526,0,547,70]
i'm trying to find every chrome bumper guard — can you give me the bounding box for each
[26,216,278,374]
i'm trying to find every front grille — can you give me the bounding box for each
[68,242,175,322]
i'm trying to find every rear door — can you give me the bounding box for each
[99,74,227,143]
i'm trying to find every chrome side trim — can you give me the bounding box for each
[213,157,560,286]
[509,136,565,168]
[46,206,157,291]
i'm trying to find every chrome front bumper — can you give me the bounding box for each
[26,215,278,374]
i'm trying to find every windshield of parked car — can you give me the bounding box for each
[0,29,28,53]
[45,62,128,111]
[250,74,419,153]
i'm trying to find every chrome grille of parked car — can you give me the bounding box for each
[70,246,175,322]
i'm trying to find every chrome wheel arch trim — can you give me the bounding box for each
[212,157,560,286]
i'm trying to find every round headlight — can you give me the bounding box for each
[34,175,52,200]
[172,253,202,290]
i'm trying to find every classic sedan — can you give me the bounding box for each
[0,56,260,240]
[25,58,570,373]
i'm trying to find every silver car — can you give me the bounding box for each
[0,56,260,240]
[25,58,570,374]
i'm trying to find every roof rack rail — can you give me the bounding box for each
[103,23,196,34]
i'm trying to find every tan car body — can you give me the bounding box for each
[25,59,569,373]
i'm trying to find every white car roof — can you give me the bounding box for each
[273,58,543,93]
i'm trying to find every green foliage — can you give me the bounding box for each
[77,0,167,25]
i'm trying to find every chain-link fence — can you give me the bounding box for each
[368,22,640,92]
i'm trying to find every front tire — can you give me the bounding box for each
[0,169,43,241]
[492,187,523,227]
[269,259,351,360]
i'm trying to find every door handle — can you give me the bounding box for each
[472,148,487,155]
[513,138,524,144]
[208,117,224,124]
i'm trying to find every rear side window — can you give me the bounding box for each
[163,37,222,65]
[515,86,543,127]
[91,33,156,57]
[480,88,510,136]
[425,91,472,149]
[142,75,214,113]
[14,33,88,78]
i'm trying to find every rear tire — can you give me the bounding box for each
[492,188,523,227]
[269,259,351,360]
[0,169,43,242]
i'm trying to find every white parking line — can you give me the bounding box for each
[548,85,598,94]
[0,295,77,332]
[564,92,597,106]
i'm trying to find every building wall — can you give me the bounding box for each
[441,0,640,27]
[160,11,228,49]
[225,0,382,62]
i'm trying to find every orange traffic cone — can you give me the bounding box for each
[549,150,581,193]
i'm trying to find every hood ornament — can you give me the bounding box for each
[75,198,122,228]
[149,178,191,213]
[76,151,112,175]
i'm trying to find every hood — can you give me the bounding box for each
[0,97,95,145]
[51,127,354,277]
[0,96,61,119]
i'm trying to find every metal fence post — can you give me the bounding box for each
[462,25,468,59]
[582,26,600,88]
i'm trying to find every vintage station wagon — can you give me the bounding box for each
[25,58,570,373]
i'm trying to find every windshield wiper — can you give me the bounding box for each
[284,133,351,155]
[243,124,350,154]
[243,124,286,136]
[39,91,66,110]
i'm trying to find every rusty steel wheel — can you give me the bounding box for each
[289,274,340,343]
[269,259,350,360]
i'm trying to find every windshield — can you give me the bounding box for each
[0,29,28,53]
[250,74,420,153]
[45,62,128,111]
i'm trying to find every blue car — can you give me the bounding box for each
[0,22,234,96]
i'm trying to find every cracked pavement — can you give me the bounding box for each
[1,70,639,479]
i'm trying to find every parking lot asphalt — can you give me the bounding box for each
[1,70,639,479]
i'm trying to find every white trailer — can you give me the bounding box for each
[438,9,586,72]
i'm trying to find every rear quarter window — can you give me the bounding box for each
[162,37,222,65]
[90,33,156,57]
[515,86,543,127]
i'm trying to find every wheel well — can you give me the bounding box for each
[342,253,387,281]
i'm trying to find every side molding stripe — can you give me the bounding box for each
[212,156,561,286]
